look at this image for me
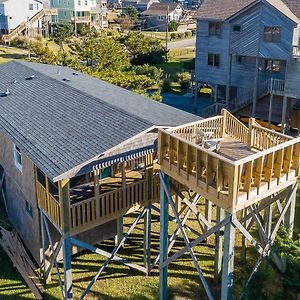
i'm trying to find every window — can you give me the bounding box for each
[29,3,34,10]
[209,22,221,36]
[236,55,246,64]
[232,24,241,32]
[157,15,164,20]
[25,200,33,218]
[264,26,280,43]
[13,145,23,172]
[77,0,81,5]
[85,0,88,4]
[208,53,220,67]
[264,60,280,72]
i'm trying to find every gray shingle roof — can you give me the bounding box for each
[0,61,199,180]
[195,0,299,23]
[142,2,181,15]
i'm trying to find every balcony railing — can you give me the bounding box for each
[36,174,160,234]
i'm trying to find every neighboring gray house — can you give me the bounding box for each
[141,2,184,31]
[122,0,159,13]
[195,0,300,130]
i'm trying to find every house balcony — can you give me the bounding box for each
[158,109,300,213]
[36,159,161,235]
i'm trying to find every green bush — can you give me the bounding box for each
[168,20,178,32]
[176,71,191,90]
[185,31,192,38]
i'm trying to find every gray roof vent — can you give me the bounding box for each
[0,89,10,97]
[72,72,79,76]
[62,78,70,82]
[13,78,17,84]
[26,75,35,80]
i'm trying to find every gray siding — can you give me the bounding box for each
[195,20,230,86]
[286,58,300,97]
[258,2,295,60]
[230,3,262,56]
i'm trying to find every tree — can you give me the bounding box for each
[168,20,178,32]
[69,34,130,70]
[120,32,166,64]
[51,22,74,63]
[125,6,138,20]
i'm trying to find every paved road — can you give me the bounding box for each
[167,37,196,49]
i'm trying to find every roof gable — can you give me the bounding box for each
[195,0,298,23]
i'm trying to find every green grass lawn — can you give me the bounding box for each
[0,46,28,64]
[1,189,299,300]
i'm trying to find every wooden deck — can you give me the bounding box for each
[218,135,256,161]
[159,109,300,212]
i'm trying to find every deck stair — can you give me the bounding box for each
[158,109,300,212]
[0,227,44,299]
[1,8,57,44]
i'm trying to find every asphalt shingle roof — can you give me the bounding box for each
[142,2,180,15]
[195,0,299,23]
[0,61,199,180]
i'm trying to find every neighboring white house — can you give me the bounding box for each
[50,0,108,29]
[141,3,184,31]
[0,0,43,34]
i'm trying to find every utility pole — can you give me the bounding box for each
[165,5,169,62]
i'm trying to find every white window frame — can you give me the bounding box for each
[13,144,23,172]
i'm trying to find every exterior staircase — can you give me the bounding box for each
[199,78,283,117]
[1,8,57,44]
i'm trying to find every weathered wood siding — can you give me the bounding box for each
[258,2,295,60]
[229,3,262,56]
[195,19,230,86]
[0,132,41,263]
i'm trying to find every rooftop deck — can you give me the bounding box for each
[158,109,300,212]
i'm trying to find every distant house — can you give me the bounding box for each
[0,0,43,34]
[122,0,159,13]
[141,2,184,31]
[194,0,300,131]
[50,0,108,29]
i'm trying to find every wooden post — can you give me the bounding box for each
[159,172,169,300]
[58,179,73,300]
[268,92,274,127]
[252,57,259,117]
[281,94,288,133]
[226,54,232,109]
[214,206,225,281]
[247,117,255,148]
[284,183,297,238]
[115,217,124,247]
[94,170,100,219]
[221,214,235,300]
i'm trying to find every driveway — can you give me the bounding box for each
[167,37,196,49]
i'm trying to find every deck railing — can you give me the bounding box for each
[69,174,160,234]
[36,181,61,229]
[171,116,224,142]
[223,110,249,144]
[249,123,292,151]
[158,111,300,212]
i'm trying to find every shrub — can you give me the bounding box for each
[168,20,178,32]
[176,71,191,90]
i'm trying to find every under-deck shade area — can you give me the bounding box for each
[158,109,300,212]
